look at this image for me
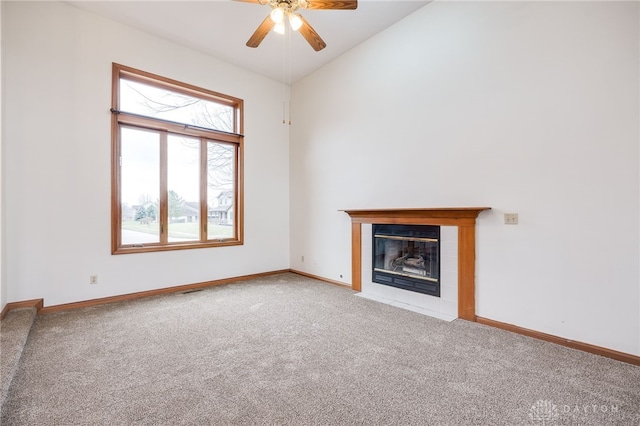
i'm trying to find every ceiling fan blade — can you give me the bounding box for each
[305,1,357,10]
[298,16,326,51]
[246,15,275,48]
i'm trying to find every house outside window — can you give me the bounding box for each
[111,64,244,254]
[209,191,234,225]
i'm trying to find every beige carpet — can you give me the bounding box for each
[0,308,37,409]
[2,273,639,425]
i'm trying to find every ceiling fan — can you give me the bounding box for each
[235,0,358,51]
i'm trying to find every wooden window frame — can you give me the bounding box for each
[111,63,244,254]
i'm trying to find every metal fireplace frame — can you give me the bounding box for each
[372,224,441,297]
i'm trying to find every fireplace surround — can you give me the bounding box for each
[342,207,490,321]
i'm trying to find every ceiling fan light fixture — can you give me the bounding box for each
[270,7,284,24]
[289,13,303,31]
[273,21,286,34]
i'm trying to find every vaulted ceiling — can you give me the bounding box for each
[66,0,429,84]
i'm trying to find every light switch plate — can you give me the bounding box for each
[504,213,518,225]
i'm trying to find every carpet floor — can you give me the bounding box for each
[0,307,37,409]
[1,272,639,425]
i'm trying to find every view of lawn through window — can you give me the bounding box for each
[112,64,243,253]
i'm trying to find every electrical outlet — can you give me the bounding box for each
[90,275,98,285]
[301,255,305,262]
[504,213,519,225]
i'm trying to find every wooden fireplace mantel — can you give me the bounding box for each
[342,207,491,321]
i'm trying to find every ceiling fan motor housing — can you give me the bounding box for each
[265,0,304,11]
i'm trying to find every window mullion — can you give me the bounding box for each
[159,132,168,244]
[115,113,242,143]
[200,139,208,242]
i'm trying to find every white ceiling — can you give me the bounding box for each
[66,0,429,84]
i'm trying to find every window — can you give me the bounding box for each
[111,64,243,254]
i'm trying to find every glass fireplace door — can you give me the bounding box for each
[372,224,440,297]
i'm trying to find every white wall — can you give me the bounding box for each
[290,2,640,355]
[0,0,5,312]
[2,1,290,306]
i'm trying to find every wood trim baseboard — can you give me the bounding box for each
[39,270,290,314]
[475,316,640,366]
[0,299,44,320]
[289,269,352,289]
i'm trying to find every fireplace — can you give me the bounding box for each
[342,208,490,320]
[372,224,440,297]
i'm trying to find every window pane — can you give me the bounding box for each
[168,135,201,242]
[120,79,234,132]
[121,127,160,245]
[207,142,235,240]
